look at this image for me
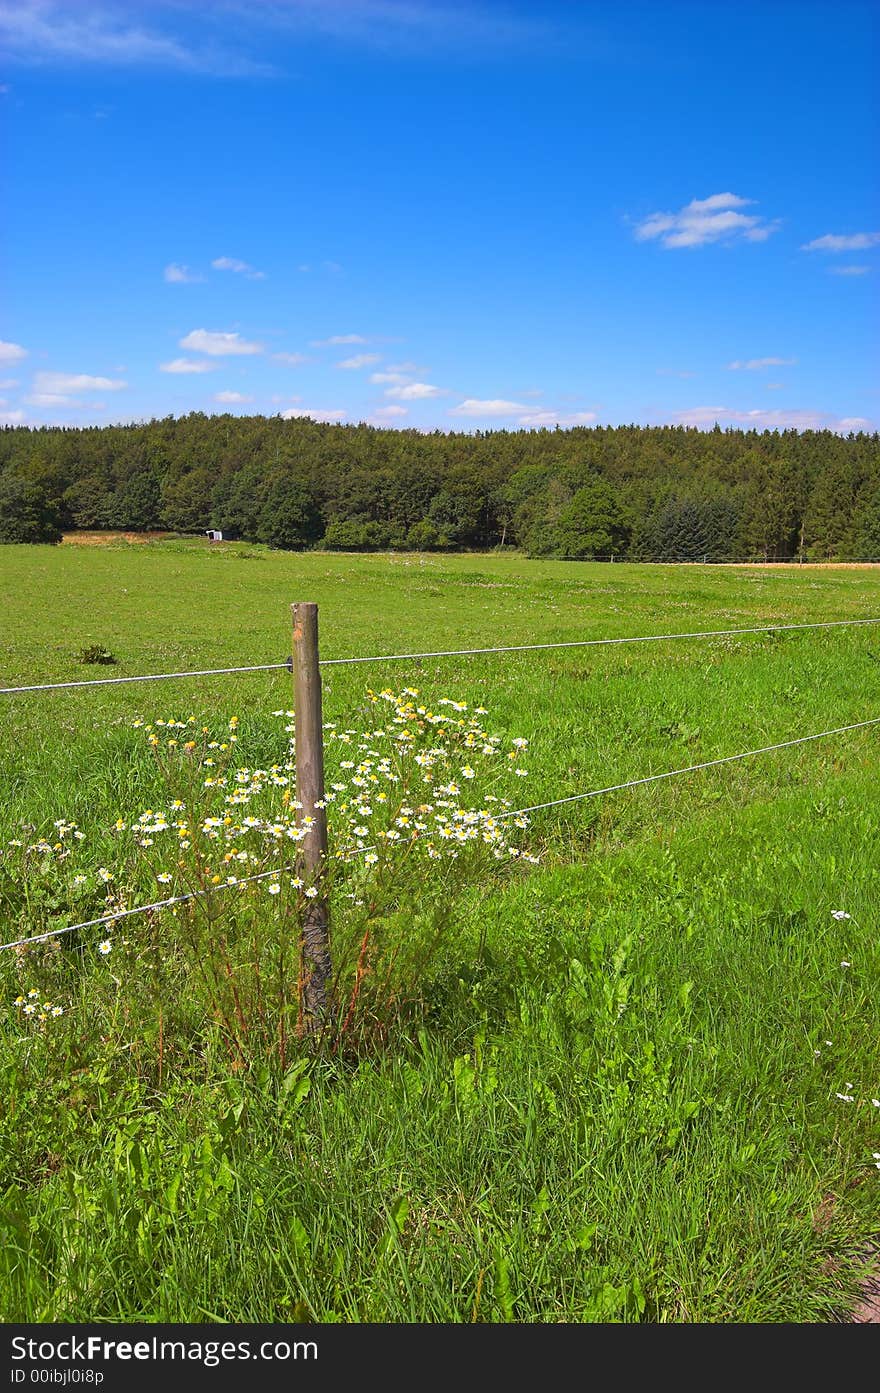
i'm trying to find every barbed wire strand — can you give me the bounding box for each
[0,662,291,695]
[0,864,294,953]
[319,617,880,667]
[4,616,880,695]
[4,712,878,955]
[493,715,880,820]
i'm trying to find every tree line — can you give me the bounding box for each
[1,413,878,560]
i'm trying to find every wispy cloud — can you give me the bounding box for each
[385,381,446,400]
[281,407,346,422]
[310,334,367,347]
[727,357,796,371]
[0,377,19,389]
[0,1,273,76]
[24,392,74,406]
[164,263,203,284]
[214,390,254,403]
[23,393,107,411]
[0,409,26,424]
[449,398,530,417]
[801,232,880,253]
[219,0,552,56]
[33,370,126,392]
[634,193,779,249]
[517,409,597,427]
[179,329,263,356]
[828,264,871,276]
[0,339,27,363]
[672,404,872,432]
[160,358,217,374]
[212,255,266,280]
[272,352,309,365]
[371,405,408,418]
[337,353,381,370]
[450,399,596,426]
[370,371,409,385]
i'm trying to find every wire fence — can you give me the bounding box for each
[4,713,879,955]
[4,616,880,695]
[3,603,879,953]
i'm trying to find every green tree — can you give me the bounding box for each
[0,472,64,543]
[554,476,627,558]
[257,481,323,550]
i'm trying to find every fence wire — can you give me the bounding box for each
[3,712,878,954]
[3,616,880,695]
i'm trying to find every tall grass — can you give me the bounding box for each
[1,544,878,1321]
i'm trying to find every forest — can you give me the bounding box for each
[1,413,878,560]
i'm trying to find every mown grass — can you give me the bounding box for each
[1,540,879,1322]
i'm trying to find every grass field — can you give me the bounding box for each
[1,538,879,1322]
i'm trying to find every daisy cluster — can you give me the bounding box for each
[12,988,64,1027]
[118,691,535,895]
[317,688,535,866]
[2,819,86,865]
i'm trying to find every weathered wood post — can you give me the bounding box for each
[291,602,331,1028]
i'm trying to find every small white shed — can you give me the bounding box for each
[206,529,223,542]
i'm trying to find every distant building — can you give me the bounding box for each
[206,529,223,542]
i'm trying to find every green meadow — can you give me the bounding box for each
[1,538,879,1322]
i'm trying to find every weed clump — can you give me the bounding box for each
[77,644,117,665]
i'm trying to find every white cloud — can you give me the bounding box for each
[672,405,871,432]
[0,409,25,424]
[179,329,263,356]
[372,405,408,418]
[829,265,870,276]
[386,361,426,373]
[0,339,27,362]
[450,401,596,426]
[160,357,217,374]
[212,255,265,279]
[281,407,346,422]
[214,391,254,404]
[0,377,19,388]
[25,392,73,406]
[164,262,203,283]
[801,232,880,253]
[272,352,308,365]
[633,193,779,249]
[449,398,530,416]
[517,410,598,427]
[310,334,367,346]
[370,371,409,385]
[271,394,302,404]
[727,357,796,371]
[337,353,381,370]
[385,382,446,400]
[24,394,105,411]
[34,371,126,392]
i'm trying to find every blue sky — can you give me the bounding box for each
[1,0,878,433]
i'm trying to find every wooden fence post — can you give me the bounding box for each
[291,602,331,1028]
